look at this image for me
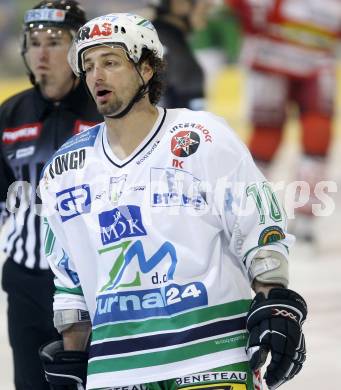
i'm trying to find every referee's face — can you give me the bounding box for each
[26,28,75,100]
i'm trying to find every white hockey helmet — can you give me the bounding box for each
[68,13,164,76]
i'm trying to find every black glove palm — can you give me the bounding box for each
[246,288,307,389]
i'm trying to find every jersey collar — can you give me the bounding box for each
[101,107,167,168]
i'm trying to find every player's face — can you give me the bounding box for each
[26,28,74,99]
[83,46,142,117]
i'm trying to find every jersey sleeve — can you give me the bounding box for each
[210,121,294,283]
[42,215,88,313]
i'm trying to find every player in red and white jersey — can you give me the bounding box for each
[227,0,341,240]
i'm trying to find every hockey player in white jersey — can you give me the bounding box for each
[38,12,307,390]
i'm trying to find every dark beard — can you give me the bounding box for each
[98,97,124,116]
[99,82,141,117]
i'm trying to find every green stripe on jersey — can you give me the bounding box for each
[44,220,56,256]
[88,332,247,374]
[55,286,83,295]
[90,361,252,390]
[92,299,251,341]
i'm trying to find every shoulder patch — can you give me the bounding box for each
[258,226,286,246]
[56,124,101,157]
[41,124,101,180]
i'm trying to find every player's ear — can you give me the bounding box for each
[139,60,154,84]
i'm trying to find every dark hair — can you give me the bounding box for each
[138,49,166,105]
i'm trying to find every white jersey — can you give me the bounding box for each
[40,107,293,389]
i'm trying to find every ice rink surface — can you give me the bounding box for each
[1,69,341,389]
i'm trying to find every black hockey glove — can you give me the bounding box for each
[246,288,307,389]
[39,340,88,390]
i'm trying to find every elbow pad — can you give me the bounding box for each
[54,309,91,334]
[249,249,289,288]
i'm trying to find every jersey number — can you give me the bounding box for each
[246,182,282,224]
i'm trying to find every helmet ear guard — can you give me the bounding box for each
[67,13,164,77]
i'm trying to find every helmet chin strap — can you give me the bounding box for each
[105,64,149,119]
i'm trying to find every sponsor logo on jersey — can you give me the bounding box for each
[171,131,200,157]
[95,190,107,200]
[130,185,146,192]
[175,371,247,386]
[232,222,245,257]
[109,174,127,204]
[94,281,207,324]
[170,122,212,143]
[57,125,100,155]
[2,123,42,144]
[178,384,246,390]
[48,149,86,179]
[109,386,147,390]
[58,250,80,285]
[98,239,177,291]
[258,226,285,246]
[99,205,147,245]
[172,159,184,169]
[95,238,208,323]
[136,140,160,165]
[56,184,91,222]
[151,167,206,209]
[73,120,98,135]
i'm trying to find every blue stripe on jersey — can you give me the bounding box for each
[88,316,246,358]
[56,124,101,155]
[41,124,102,179]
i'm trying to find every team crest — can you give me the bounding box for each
[171,131,200,157]
[258,226,285,246]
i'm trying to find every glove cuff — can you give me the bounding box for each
[39,340,88,388]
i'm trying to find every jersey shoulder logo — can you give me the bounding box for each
[58,124,101,155]
[42,124,101,180]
